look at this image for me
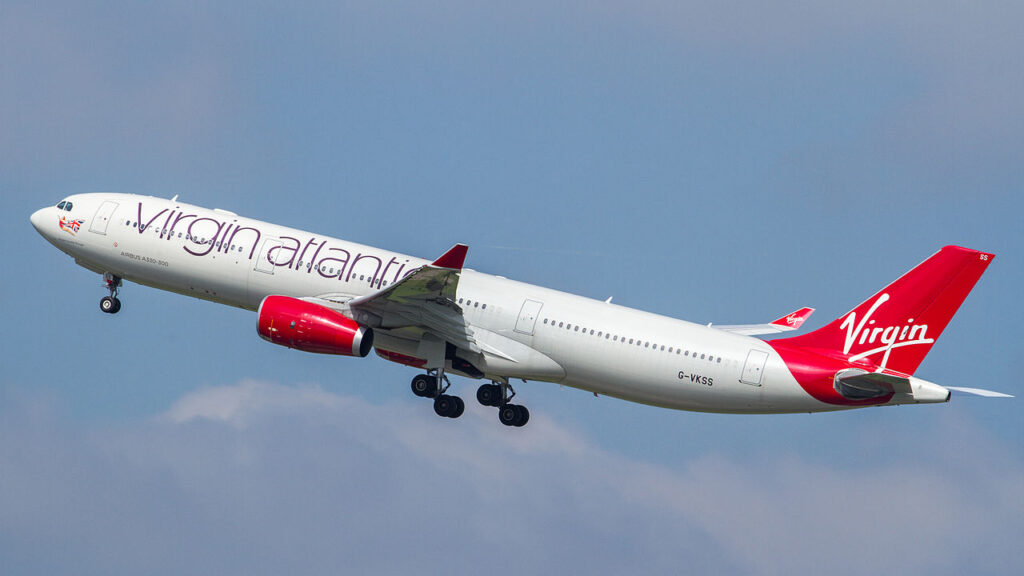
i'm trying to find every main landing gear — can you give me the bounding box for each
[100,273,122,314]
[409,371,529,427]
[410,370,464,419]
[477,380,529,427]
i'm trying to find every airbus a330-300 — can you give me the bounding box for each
[31,194,1010,427]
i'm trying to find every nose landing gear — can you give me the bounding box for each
[100,273,122,314]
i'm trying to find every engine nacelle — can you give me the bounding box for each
[257,295,373,357]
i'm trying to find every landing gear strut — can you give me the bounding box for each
[478,380,529,427]
[100,273,122,314]
[410,369,464,419]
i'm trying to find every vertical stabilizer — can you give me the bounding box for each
[773,246,993,375]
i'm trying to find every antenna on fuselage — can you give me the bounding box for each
[171,194,179,202]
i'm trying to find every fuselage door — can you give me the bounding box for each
[255,239,284,274]
[741,349,769,386]
[514,299,544,335]
[88,201,119,235]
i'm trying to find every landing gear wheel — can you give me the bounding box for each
[411,374,438,398]
[434,394,464,418]
[100,273,123,314]
[513,405,529,427]
[498,404,520,426]
[476,383,501,407]
[100,296,121,314]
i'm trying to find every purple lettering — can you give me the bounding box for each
[318,247,350,279]
[228,225,261,260]
[271,236,301,268]
[136,202,168,234]
[184,217,224,256]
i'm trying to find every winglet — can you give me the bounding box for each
[432,244,468,270]
[770,307,815,330]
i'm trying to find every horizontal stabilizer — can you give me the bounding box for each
[716,307,815,336]
[946,386,1014,398]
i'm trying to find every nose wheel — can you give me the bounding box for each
[100,273,122,314]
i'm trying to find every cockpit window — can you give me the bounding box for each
[64,202,73,211]
[57,201,66,209]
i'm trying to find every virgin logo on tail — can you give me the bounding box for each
[839,293,933,369]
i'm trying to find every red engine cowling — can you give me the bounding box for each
[257,295,373,356]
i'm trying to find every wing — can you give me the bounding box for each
[714,307,815,336]
[346,244,479,351]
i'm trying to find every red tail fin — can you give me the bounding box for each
[774,246,994,375]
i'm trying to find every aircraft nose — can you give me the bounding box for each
[30,207,48,235]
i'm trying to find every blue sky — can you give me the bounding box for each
[2,1,1022,574]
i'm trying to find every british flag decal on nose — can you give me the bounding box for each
[59,215,84,235]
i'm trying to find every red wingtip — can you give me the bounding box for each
[432,244,468,270]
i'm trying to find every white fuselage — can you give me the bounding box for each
[30,193,884,414]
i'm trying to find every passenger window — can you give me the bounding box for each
[701,354,706,359]
[574,326,579,331]
[558,322,564,328]
[644,342,649,348]
[717,358,722,363]
[482,304,486,309]
[474,302,479,308]
[629,339,634,344]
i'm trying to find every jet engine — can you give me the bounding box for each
[257,295,373,356]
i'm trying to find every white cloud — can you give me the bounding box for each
[1,380,1021,575]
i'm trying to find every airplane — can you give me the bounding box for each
[30,193,1010,427]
